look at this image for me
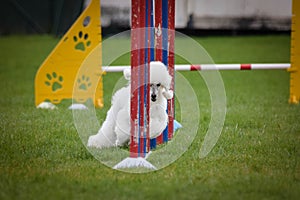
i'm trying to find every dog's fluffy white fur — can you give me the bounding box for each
[87,61,173,149]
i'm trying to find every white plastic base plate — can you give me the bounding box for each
[113,157,157,170]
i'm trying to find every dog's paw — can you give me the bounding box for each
[87,133,117,149]
[87,135,99,148]
[115,139,123,147]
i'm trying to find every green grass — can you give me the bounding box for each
[0,34,299,199]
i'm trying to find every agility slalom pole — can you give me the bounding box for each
[150,0,175,148]
[113,0,157,170]
[103,63,290,72]
[130,0,149,158]
[289,0,300,104]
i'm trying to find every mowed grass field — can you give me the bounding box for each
[0,34,299,199]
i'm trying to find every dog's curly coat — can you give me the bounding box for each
[87,61,173,149]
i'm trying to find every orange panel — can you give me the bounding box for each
[289,0,300,104]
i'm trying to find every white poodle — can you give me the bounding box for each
[87,61,173,149]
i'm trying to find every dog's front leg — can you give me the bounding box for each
[87,108,117,148]
[149,104,168,139]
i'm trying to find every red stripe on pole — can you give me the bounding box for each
[146,0,152,153]
[130,0,139,158]
[241,64,251,70]
[155,0,162,62]
[168,0,175,140]
[191,65,201,71]
[139,0,146,157]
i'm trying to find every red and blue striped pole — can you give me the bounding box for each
[151,0,163,148]
[151,0,175,148]
[130,0,155,157]
[130,0,147,157]
[130,0,175,154]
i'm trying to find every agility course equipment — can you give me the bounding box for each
[35,0,103,108]
[103,63,290,72]
[113,0,175,170]
[289,0,300,104]
[154,0,175,148]
[35,0,299,110]
[35,0,299,170]
[129,0,152,158]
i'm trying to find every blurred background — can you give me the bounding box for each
[0,0,292,37]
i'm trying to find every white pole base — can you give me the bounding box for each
[113,157,157,170]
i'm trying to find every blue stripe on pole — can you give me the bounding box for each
[162,0,168,66]
[149,0,156,150]
[150,138,156,149]
[162,0,169,143]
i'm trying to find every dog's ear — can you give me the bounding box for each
[123,68,131,80]
[159,68,172,90]
[162,88,173,100]
[165,73,172,90]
